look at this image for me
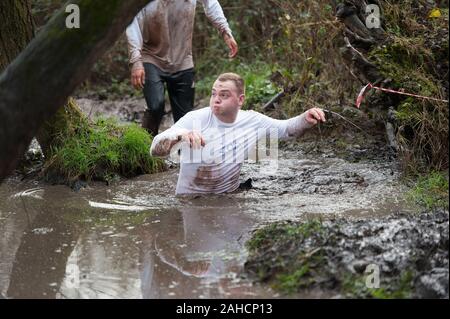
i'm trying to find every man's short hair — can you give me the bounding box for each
[217,73,245,95]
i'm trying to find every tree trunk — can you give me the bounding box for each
[0,0,35,71]
[0,0,86,159]
[0,0,151,182]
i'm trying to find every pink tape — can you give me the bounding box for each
[355,83,449,108]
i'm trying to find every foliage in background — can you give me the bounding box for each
[196,0,449,176]
[30,0,449,176]
[195,60,278,109]
[83,35,141,100]
[194,1,350,115]
[367,2,449,174]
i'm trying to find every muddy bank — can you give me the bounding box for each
[244,210,449,298]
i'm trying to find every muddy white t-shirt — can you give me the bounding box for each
[151,107,312,194]
[126,0,232,73]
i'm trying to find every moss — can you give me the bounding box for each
[394,98,423,124]
[245,220,328,290]
[274,264,311,294]
[272,249,329,294]
[407,171,449,210]
[342,270,414,299]
[365,3,448,174]
[44,117,165,183]
[246,219,323,251]
[245,220,417,298]
[368,38,441,98]
[367,26,449,173]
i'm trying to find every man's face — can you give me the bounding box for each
[210,80,245,121]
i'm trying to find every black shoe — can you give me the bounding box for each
[142,110,160,137]
[238,178,253,190]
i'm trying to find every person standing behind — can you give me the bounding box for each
[126,0,238,136]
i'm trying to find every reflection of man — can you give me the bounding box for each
[137,203,256,298]
[126,0,238,136]
[150,73,326,195]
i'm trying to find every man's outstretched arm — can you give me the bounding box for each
[256,107,326,139]
[286,107,326,137]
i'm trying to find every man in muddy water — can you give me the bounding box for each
[126,0,238,136]
[150,72,326,195]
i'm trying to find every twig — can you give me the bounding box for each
[322,109,368,135]
[305,98,371,136]
[263,90,285,111]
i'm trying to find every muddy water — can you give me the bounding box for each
[0,141,414,299]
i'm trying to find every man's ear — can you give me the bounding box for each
[238,94,245,108]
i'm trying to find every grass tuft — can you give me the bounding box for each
[45,117,165,183]
[407,171,449,210]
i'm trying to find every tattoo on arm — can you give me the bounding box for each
[152,136,181,157]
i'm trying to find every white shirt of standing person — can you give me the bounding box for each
[150,73,326,195]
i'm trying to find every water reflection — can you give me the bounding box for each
[1,184,269,298]
[138,204,259,298]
